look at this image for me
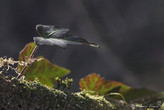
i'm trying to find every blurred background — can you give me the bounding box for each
[0,0,164,92]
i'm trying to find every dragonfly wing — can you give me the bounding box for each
[33,37,67,48]
[36,24,69,38]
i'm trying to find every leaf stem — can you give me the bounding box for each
[16,45,39,79]
[30,45,39,58]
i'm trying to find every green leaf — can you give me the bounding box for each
[17,42,36,70]
[161,102,164,110]
[79,73,130,95]
[17,42,70,88]
[34,24,100,48]
[122,88,157,102]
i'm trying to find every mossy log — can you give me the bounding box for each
[0,74,163,110]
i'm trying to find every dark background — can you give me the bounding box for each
[0,0,164,92]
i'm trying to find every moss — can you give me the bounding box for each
[0,74,163,110]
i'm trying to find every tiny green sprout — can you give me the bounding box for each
[105,92,127,104]
[54,77,73,91]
